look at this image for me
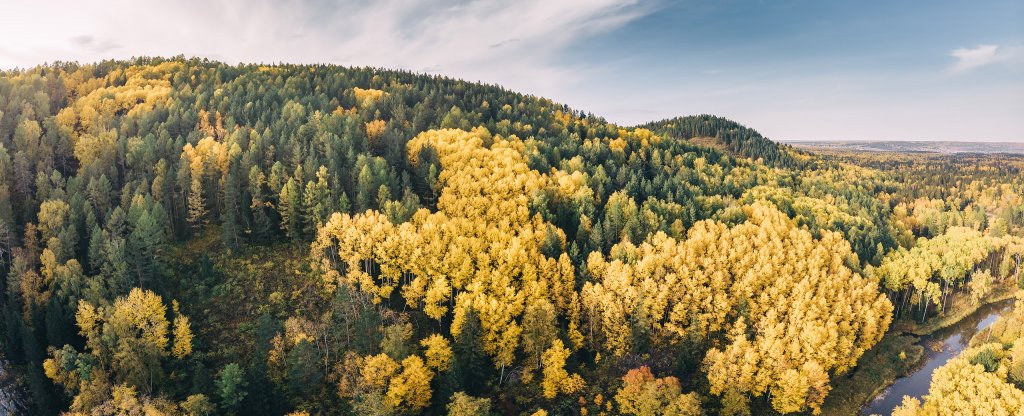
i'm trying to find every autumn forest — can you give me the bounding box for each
[0,58,1022,415]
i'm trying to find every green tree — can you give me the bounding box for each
[217,363,248,412]
[286,340,323,400]
[248,165,274,242]
[302,166,331,236]
[127,203,166,287]
[278,177,303,242]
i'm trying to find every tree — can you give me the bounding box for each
[968,269,994,305]
[217,363,248,412]
[43,288,192,405]
[36,199,70,244]
[221,164,244,248]
[286,339,322,399]
[381,322,414,361]
[448,308,489,396]
[128,203,166,287]
[421,334,453,372]
[278,177,303,242]
[181,394,216,416]
[356,163,377,212]
[187,176,208,230]
[302,166,332,236]
[521,300,557,370]
[615,366,702,416]
[88,384,179,415]
[386,355,434,412]
[351,352,438,415]
[447,392,491,416]
[172,306,194,359]
[98,288,169,390]
[540,339,583,399]
[248,166,274,241]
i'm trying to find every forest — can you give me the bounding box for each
[0,58,1022,415]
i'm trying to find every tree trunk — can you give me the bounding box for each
[921,297,930,324]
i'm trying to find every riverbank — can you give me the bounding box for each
[819,335,923,415]
[0,358,27,415]
[819,286,1020,416]
[894,282,1019,336]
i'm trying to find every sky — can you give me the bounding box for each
[1,0,1022,141]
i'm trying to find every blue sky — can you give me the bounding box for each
[564,0,1024,141]
[1,0,1021,141]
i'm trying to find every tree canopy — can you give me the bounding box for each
[1,58,1022,415]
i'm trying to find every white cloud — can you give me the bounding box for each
[949,44,1001,74]
[0,0,654,96]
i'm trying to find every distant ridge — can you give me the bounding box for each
[785,140,1024,155]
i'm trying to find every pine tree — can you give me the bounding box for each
[187,177,207,231]
[128,207,165,287]
[278,178,303,242]
[248,166,273,242]
[302,166,331,237]
[216,363,248,411]
[221,165,243,249]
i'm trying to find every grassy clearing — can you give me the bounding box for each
[165,228,314,362]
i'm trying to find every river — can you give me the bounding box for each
[861,300,1014,415]
[0,359,26,416]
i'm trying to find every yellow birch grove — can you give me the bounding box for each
[313,128,581,372]
[583,202,892,414]
[869,227,1008,314]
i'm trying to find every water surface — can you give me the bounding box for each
[861,300,1013,415]
[0,359,26,415]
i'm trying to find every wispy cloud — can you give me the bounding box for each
[0,0,655,95]
[69,35,121,54]
[948,44,1007,74]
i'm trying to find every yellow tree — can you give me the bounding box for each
[420,334,453,372]
[540,339,584,399]
[313,128,581,381]
[386,355,434,411]
[582,202,891,414]
[44,288,193,408]
[353,353,435,414]
[615,366,702,416]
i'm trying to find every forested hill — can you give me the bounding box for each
[1,57,1022,416]
[640,115,796,167]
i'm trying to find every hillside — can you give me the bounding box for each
[1,58,1023,416]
